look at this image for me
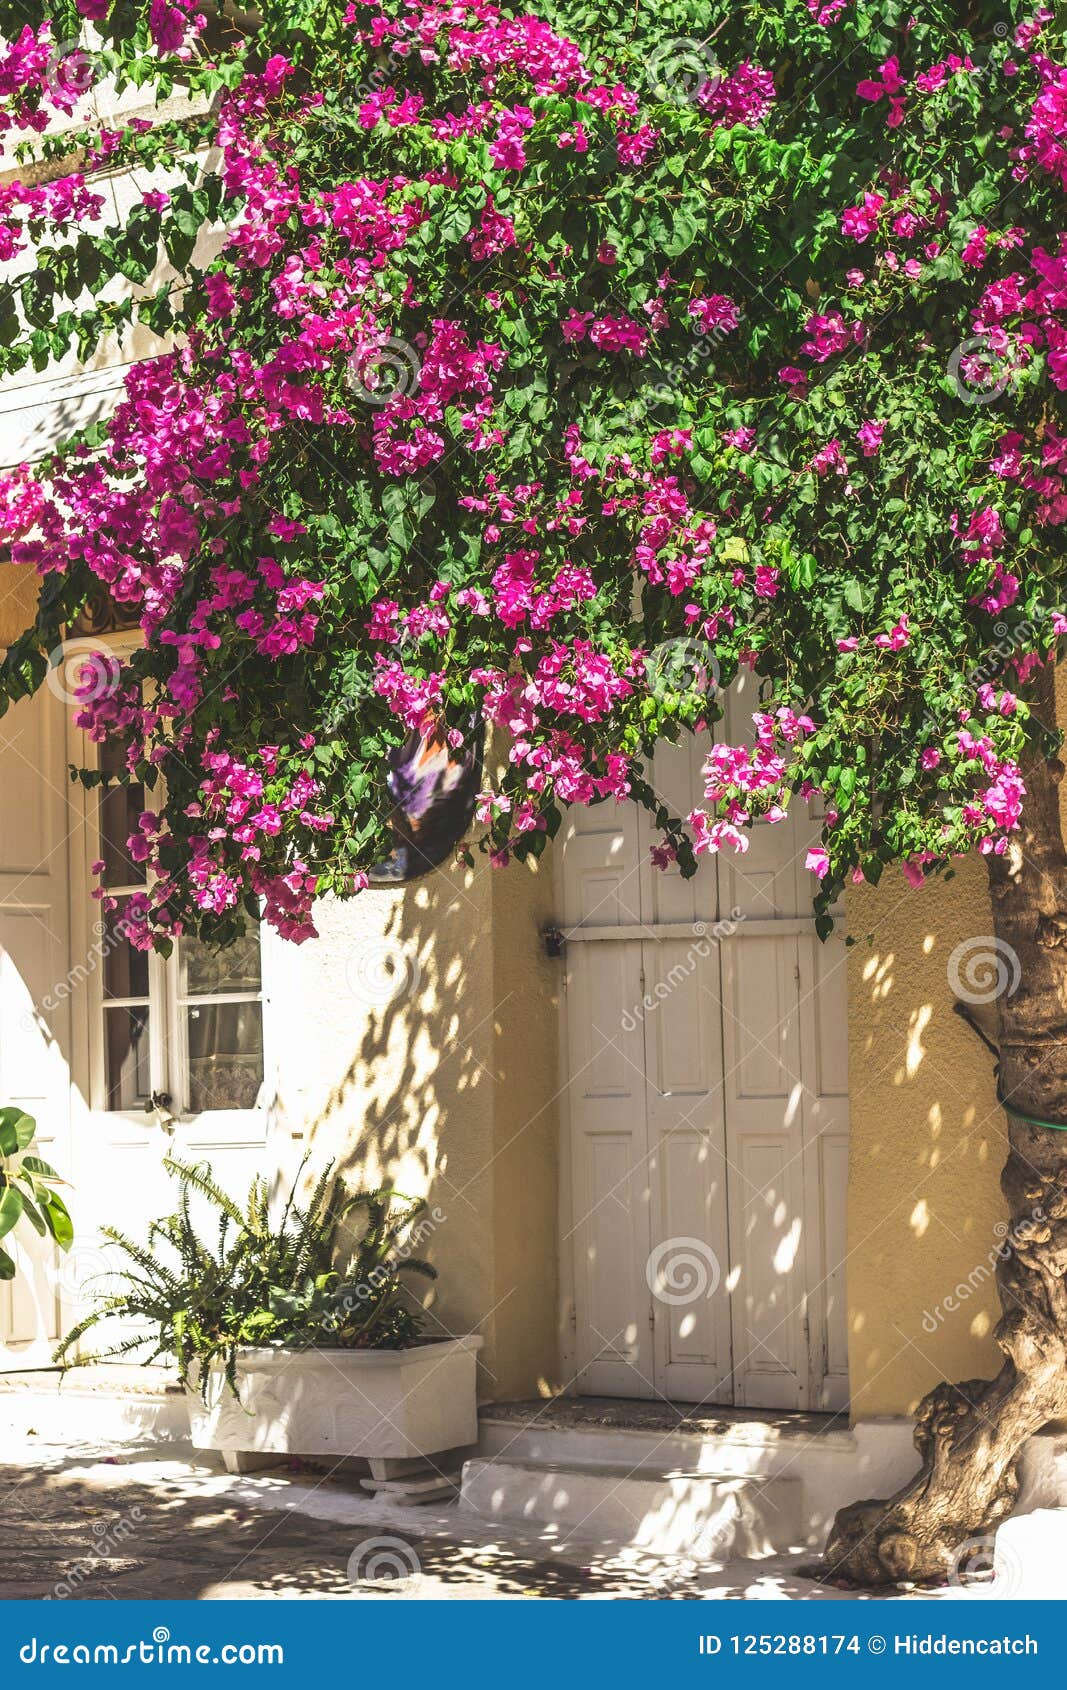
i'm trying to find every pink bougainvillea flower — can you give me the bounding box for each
[856,419,885,456]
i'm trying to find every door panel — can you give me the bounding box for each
[720,932,809,1408]
[562,798,655,1395]
[643,932,732,1402]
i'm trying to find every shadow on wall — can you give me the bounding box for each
[843,855,1012,1422]
[287,849,562,1403]
[845,667,1067,1424]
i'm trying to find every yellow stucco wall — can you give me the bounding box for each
[845,669,1067,1419]
[844,860,1006,1418]
[0,562,38,646]
[284,848,560,1404]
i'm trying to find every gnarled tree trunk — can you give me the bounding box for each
[820,666,1067,1587]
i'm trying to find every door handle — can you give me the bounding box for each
[145,1091,176,1132]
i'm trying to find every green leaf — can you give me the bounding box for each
[0,1186,24,1241]
[18,1193,47,1238]
[21,1156,61,1182]
[0,1107,35,1157]
[40,1191,73,1250]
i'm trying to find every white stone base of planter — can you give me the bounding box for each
[186,1336,482,1469]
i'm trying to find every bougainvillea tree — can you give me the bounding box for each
[0,0,1066,1583]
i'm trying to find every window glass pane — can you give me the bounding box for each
[99,781,147,886]
[102,907,149,1000]
[104,1006,151,1110]
[186,1002,263,1112]
[180,931,262,997]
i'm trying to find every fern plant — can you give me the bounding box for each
[54,1156,437,1398]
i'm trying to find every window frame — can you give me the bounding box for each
[66,633,271,1124]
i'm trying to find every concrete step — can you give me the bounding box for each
[459,1456,802,1559]
[478,1405,857,1476]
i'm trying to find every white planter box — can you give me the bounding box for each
[186,1337,483,1470]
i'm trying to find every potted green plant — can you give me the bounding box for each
[0,1106,73,1280]
[55,1157,481,1473]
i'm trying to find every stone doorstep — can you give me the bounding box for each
[459,1456,803,1560]
[471,1407,1067,1559]
[479,1397,850,1441]
[476,1402,859,1480]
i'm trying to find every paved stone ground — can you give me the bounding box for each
[0,1437,958,1602]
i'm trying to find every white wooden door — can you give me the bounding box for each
[0,687,73,1365]
[562,683,850,1411]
